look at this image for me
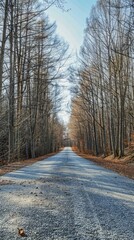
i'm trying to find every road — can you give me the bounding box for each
[0,147,134,240]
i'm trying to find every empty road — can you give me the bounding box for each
[0,147,134,240]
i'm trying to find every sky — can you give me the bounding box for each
[46,0,97,52]
[46,0,97,124]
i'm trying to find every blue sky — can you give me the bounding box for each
[46,1,97,124]
[47,0,97,51]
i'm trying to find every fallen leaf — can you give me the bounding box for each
[18,228,27,237]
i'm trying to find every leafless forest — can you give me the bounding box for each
[0,0,134,165]
[0,0,68,163]
[69,0,134,158]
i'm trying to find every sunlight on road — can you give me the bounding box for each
[0,148,134,240]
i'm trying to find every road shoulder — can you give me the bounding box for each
[73,149,134,180]
[0,151,60,178]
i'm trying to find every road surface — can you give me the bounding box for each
[0,147,134,240]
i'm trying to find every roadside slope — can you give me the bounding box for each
[73,148,134,180]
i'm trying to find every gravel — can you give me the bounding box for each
[0,147,134,240]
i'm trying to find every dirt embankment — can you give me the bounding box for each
[72,147,134,180]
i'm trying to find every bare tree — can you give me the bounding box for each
[69,0,134,158]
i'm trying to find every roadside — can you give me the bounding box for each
[0,150,62,178]
[72,147,134,180]
[1,146,134,180]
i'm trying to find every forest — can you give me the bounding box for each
[0,0,134,165]
[69,0,134,158]
[0,0,68,163]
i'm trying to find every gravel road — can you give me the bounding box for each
[0,147,134,240]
